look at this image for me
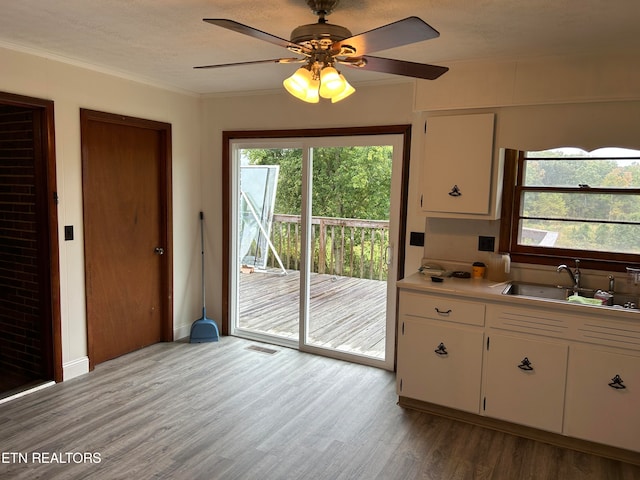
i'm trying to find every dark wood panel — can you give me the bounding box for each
[0,92,61,384]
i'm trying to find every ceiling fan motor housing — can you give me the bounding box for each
[306,0,340,16]
[290,22,352,48]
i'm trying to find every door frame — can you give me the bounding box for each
[0,91,62,382]
[222,125,411,364]
[80,109,173,369]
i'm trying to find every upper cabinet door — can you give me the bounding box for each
[420,113,498,218]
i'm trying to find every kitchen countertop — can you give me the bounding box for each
[398,272,640,321]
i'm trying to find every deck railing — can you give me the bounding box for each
[268,214,389,280]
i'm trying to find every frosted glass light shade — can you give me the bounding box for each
[319,66,345,99]
[331,75,355,103]
[303,78,320,103]
[283,68,313,101]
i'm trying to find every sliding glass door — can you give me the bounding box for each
[229,134,404,369]
[233,143,302,346]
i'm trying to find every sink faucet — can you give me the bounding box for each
[557,259,580,290]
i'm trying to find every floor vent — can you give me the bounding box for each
[246,345,279,355]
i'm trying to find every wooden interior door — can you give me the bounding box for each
[81,110,172,367]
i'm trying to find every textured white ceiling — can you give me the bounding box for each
[1,0,639,95]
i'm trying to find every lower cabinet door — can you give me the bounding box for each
[483,333,568,433]
[564,346,640,453]
[397,318,484,413]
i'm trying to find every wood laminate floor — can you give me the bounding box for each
[1,337,639,479]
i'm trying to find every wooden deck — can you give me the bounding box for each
[238,269,387,358]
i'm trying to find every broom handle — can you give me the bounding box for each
[200,211,206,316]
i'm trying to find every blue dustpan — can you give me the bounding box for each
[190,212,219,343]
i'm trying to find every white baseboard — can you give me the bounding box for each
[63,356,89,381]
[174,324,192,341]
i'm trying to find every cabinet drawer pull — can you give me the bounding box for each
[608,374,626,390]
[434,307,452,316]
[434,342,448,355]
[517,357,533,371]
[448,184,462,197]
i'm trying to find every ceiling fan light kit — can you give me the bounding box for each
[283,62,355,103]
[197,0,448,103]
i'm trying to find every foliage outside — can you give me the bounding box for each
[244,146,392,279]
[522,149,640,254]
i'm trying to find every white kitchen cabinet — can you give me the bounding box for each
[398,318,484,413]
[420,113,498,218]
[396,278,640,458]
[397,291,485,413]
[564,346,640,452]
[483,333,568,433]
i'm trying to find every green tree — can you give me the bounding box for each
[246,145,392,220]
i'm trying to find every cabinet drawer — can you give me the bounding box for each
[486,304,570,339]
[564,346,640,452]
[400,291,485,326]
[575,317,640,352]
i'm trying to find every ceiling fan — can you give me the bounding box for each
[195,0,448,103]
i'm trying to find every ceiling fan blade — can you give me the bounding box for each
[194,58,304,69]
[203,19,310,53]
[342,55,448,80]
[332,17,439,56]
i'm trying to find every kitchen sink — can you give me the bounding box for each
[502,282,575,300]
[502,281,639,308]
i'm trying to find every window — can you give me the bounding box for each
[500,147,640,269]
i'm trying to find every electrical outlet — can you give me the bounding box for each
[478,236,495,252]
[409,232,425,247]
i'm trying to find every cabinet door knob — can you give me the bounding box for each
[434,307,452,316]
[517,357,534,371]
[434,342,448,355]
[608,374,626,390]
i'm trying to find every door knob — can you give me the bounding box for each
[154,247,165,255]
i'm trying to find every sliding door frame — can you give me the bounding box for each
[222,125,412,367]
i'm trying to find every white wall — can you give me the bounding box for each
[0,46,202,379]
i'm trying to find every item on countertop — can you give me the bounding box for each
[594,290,613,305]
[452,271,471,278]
[566,294,603,305]
[487,253,511,282]
[419,263,445,276]
[471,262,486,279]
